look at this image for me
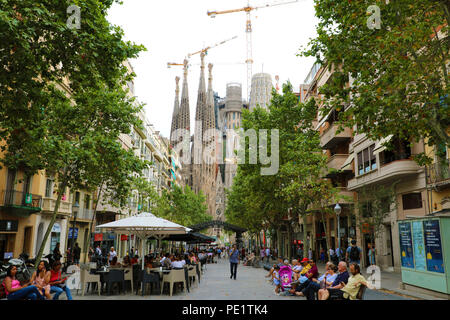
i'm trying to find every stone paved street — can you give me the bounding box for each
[72,258,412,300]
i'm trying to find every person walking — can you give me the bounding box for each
[107,247,117,265]
[265,247,270,263]
[229,244,240,280]
[346,240,362,265]
[367,243,376,266]
[73,243,81,266]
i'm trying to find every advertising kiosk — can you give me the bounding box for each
[398,216,450,295]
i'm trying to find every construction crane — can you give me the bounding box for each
[207,0,299,100]
[167,36,238,70]
[167,61,245,69]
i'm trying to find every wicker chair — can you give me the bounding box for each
[123,268,133,293]
[188,266,198,288]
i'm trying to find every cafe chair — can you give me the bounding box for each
[188,266,198,288]
[140,270,160,296]
[161,269,186,297]
[123,268,133,293]
[104,269,125,295]
[80,268,101,296]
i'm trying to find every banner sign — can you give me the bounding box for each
[94,233,103,242]
[423,220,445,273]
[121,234,128,241]
[399,222,414,268]
[412,221,426,271]
[68,227,78,239]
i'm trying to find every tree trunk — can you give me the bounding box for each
[321,211,331,262]
[287,223,292,260]
[83,183,104,263]
[35,173,69,264]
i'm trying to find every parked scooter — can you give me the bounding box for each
[0,253,33,283]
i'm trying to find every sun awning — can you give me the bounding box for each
[373,135,394,155]
[341,153,355,171]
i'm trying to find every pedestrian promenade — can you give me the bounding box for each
[69,258,441,300]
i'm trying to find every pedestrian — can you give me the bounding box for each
[297,245,303,260]
[265,247,270,262]
[130,247,135,258]
[95,244,102,256]
[108,247,117,265]
[346,240,362,265]
[53,242,62,261]
[73,243,81,266]
[367,243,376,266]
[260,247,265,261]
[229,244,240,280]
[308,248,312,260]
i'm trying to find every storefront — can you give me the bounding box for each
[399,216,450,295]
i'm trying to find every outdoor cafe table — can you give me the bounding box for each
[92,268,128,294]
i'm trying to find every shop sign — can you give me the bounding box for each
[94,233,103,242]
[0,220,18,232]
[423,220,444,273]
[412,221,426,271]
[121,234,128,241]
[399,222,414,268]
[51,223,61,233]
[68,228,78,239]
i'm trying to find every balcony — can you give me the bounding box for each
[348,159,422,190]
[327,154,349,171]
[41,198,72,216]
[76,207,94,221]
[426,158,450,190]
[320,123,352,149]
[0,190,42,217]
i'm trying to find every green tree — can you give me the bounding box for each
[300,0,449,164]
[154,185,211,227]
[226,83,338,258]
[0,0,146,263]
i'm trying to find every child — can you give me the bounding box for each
[273,265,281,295]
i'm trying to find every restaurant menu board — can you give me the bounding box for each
[412,221,426,271]
[399,222,414,268]
[423,220,445,273]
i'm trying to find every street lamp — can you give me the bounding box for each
[71,201,80,264]
[334,203,341,252]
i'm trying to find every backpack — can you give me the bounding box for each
[349,246,360,262]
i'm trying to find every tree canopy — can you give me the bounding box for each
[300,0,449,164]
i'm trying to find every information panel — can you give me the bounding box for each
[423,220,445,273]
[399,222,414,268]
[412,221,426,271]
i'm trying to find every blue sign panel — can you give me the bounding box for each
[423,220,445,273]
[399,222,414,268]
[68,227,78,239]
[412,221,426,271]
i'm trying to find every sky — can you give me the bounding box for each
[107,0,318,138]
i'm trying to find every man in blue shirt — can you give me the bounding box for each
[317,261,350,300]
[229,244,240,280]
[346,240,362,265]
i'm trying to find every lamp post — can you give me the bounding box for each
[334,203,342,252]
[71,201,80,265]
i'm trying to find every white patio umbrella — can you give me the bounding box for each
[95,212,191,270]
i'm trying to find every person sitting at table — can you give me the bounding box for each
[130,255,139,265]
[144,256,154,269]
[171,256,184,269]
[121,255,131,268]
[109,256,122,268]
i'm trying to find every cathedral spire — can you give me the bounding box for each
[170,76,180,144]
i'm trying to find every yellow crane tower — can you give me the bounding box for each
[207,0,298,100]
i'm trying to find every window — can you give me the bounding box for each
[45,179,53,198]
[357,144,376,175]
[75,192,80,205]
[84,194,90,209]
[402,193,422,210]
